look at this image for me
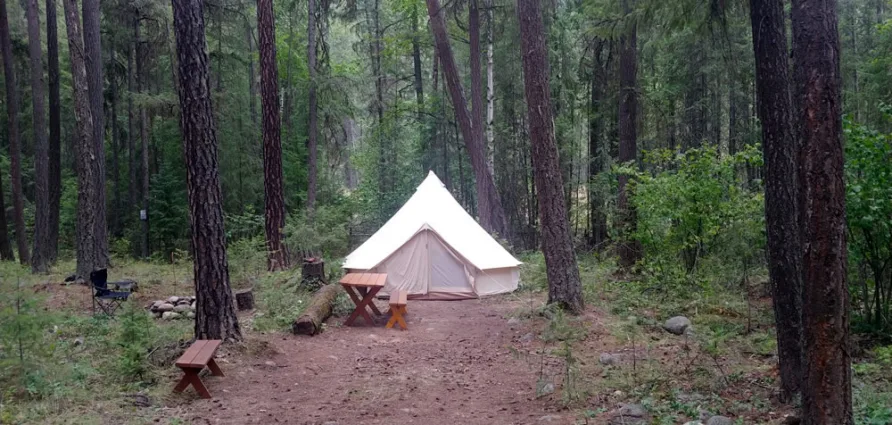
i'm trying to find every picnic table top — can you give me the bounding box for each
[339,272,386,288]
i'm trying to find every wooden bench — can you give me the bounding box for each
[386,290,408,330]
[173,340,224,399]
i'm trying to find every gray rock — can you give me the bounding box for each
[157,303,175,312]
[185,311,195,319]
[537,382,554,396]
[608,404,647,425]
[706,416,733,425]
[520,332,535,344]
[599,353,617,366]
[74,337,84,346]
[683,422,704,425]
[507,317,521,326]
[538,415,561,423]
[162,311,181,320]
[166,296,179,304]
[173,304,193,313]
[663,316,692,335]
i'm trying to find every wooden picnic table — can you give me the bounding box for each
[339,272,387,326]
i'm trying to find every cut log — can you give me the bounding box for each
[235,289,255,311]
[292,284,341,335]
[301,258,325,280]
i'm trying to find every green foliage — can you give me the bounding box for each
[845,118,892,336]
[623,146,764,291]
[115,303,153,382]
[0,267,52,389]
[252,273,311,332]
[284,203,354,260]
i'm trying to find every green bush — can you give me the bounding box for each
[115,302,153,382]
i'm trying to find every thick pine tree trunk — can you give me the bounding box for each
[128,16,138,215]
[0,0,18,263]
[307,0,318,212]
[616,0,641,268]
[27,0,51,272]
[82,0,108,270]
[425,0,510,240]
[412,3,424,119]
[516,0,584,314]
[791,0,852,422]
[47,0,61,264]
[749,0,804,402]
[246,20,257,127]
[171,0,242,341]
[470,0,485,184]
[257,0,288,271]
[588,40,609,250]
[63,0,102,280]
[137,23,150,258]
[485,0,495,176]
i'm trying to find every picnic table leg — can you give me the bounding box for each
[207,359,224,377]
[366,286,383,316]
[342,286,374,326]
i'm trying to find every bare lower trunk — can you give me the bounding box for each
[516,0,583,314]
[82,0,108,270]
[749,0,803,401]
[258,0,288,271]
[171,0,242,341]
[0,0,18,263]
[306,0,318,211]
[47,0,61,263]
[791,0,852,422]
[426,0,510,240]
[486,0,495,176]
[617,0,640,268]
[138,24,150,259]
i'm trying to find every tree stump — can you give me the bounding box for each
[292,284,341,335]
[235,289,255,311]
[301,258,326,280]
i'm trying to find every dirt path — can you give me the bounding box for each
[183,297,574,425]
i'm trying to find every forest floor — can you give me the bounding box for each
[5,258,890,424]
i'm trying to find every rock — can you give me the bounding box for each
[157,303,175,312]
[612,390,625,398]
[537,415,561,423]
[706,416,733,425]
[74,337,84,346]
[520,332,535,344]
[507,317,521,326]
[186,311,195,319]
[167,296,180,303]
[608,404,647,425]
[537,382,554,396]
[173,304,193,313]
[663,316,692,335]
[177,299,191,305]
[264,361,277,367]
[162,312,181,320]
[599,353,617,366]
[683,422,704,425]
[64,274,77,283]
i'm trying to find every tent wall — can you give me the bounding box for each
[475,267,520,296]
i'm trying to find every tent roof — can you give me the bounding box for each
[344,171,521,271]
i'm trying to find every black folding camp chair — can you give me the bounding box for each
[90,268,132,317]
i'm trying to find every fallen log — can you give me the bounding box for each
[292,284,341,335]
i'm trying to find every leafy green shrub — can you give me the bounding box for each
[623,146,764,291]
[0,270,52,393]
[253,273,310,332]
[115,302,153,382]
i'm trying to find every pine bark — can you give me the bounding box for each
[516,0,584,314]
[82,0,108,269]
[749,0,803,401]
[617,0,640,268]
[46,0,61,264]
[425,0,510,240]
[137,22,150,258]
[171,0,242,341]
[18,0,41,266]
[307,0,318,211]
[470,0,485,179]
[485,0,495,176]
[128,16,138,214]
[0,0,18,263]
[791,0,852,422]
[258,0,288,271]
[63,0,102,280]
[588,40,609,250]
[29,0,52,272]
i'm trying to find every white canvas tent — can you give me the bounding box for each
[344,171,522,300]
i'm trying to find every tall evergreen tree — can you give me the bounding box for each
[516,0,584,313]
[616,0,640,268]
[27,0,49,272]
[791,0,852,422]
[82,0,109,269]
[47,0,62,264]
[171,0,242,341]
[0,0,21,263]
[258,0,288,270]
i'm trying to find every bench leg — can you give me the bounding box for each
[386,306,408,331]
[207,359,224,377]
[174,367,212,399]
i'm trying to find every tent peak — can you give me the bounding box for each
[419,171,446,190]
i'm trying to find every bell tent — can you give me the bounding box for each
[344,171,522,300]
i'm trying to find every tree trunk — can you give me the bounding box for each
[426,0,510,240]
[617,0,640,268]
[138,20,150,259]
[17,0,40,266]
[47,0,61,264]
[516,0,584,314]
[412,3,424,119]
[171,0,242,341]
[307,0,318,212]
[110,43,121,238]
[0,169,13,260]
[0,0,30,264]
[28,0,52,271]
[588,40,609,249]
[246,19,257,127]
[63,0,101,279]
[258,0,288,271]
[82,0,108,269]
[791,0,852,422]
[470,0,485,181]
[749,0,804,402]
[128,15,138,216]
[292,284,340,335]
[485,0,495,176]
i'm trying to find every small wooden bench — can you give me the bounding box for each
[173,339,224,399]
[386,290,408,330]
